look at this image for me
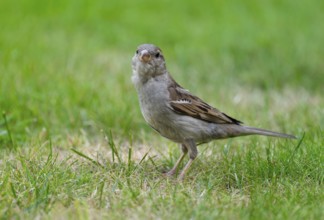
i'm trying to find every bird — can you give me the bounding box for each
[131,43,296,180]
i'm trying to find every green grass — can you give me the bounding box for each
[0,0,323,219]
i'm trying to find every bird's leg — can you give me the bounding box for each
[165,144,188,177]
[178,139,197,181]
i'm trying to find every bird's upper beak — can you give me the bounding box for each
[139,50,151,63]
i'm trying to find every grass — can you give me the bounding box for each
[0,0,323,219]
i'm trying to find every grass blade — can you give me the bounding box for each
[71,148,104,168]
[128,146,132,173]
[105,130,122,163]
[2,111,15,149]
[287,132,305,165]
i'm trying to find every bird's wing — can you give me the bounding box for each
[168,83,242,125]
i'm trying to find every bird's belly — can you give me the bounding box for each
[143,109,214,143]
[137,79,214,143]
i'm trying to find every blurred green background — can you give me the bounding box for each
[0,0,323,143]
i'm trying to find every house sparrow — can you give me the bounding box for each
[132,43,296,180]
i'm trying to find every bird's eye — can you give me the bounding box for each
[136,50,139,54]
[155,52,160,58]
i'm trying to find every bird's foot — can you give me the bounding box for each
[163,168,177,177]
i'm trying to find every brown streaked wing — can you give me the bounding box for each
[168,83,242,125]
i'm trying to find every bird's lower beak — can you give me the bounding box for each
[139,50,151,63]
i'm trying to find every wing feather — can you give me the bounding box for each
[168,82,242,125]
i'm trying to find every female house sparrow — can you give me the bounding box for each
[132,44,296,180]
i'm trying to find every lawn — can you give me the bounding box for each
[0,0,323,219]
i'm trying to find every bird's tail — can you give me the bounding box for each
[242,126,296,139]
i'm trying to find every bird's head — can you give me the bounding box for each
[132,44,166,78]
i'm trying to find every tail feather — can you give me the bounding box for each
[243,126,296,139]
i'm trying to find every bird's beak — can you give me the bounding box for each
[139,50,151,63]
